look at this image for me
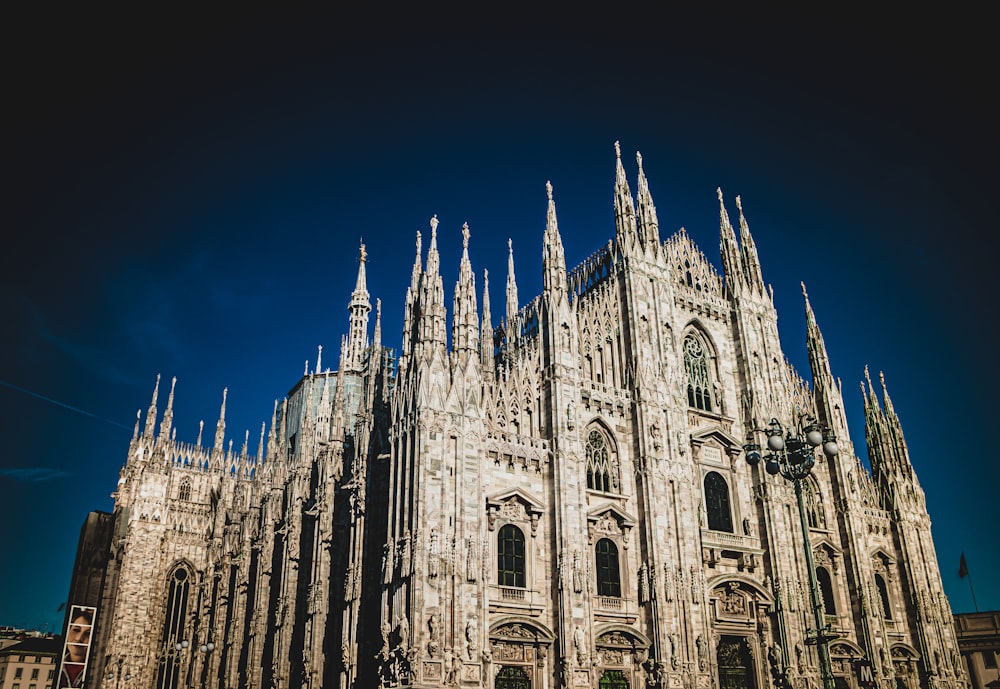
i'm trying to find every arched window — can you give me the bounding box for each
[817,566,837,615]
[875,574,892,619]
[497,525,526,588]
[704,471,733,533]
[157,566,192,689]
[178,479,191,502]
[684,333,714,412]
[803,478,826,529]
[586,428,620,493]
[595,538,621,598]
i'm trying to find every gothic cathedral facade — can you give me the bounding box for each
[78,145,966,689]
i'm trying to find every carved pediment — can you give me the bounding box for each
[486,488,545,535]
[871,548,896,572]
[586,503,637,544]
[690,426,742,459]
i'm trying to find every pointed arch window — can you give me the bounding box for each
[178,479,191,502]
[803,478,827,529]
[586,428,620,493]
[704,471,734,533]
[595,538,621,598]
[498,524,526,588]
[156,565,192,689]
[817,566,837,615]
[875,574,892,619]
[684,333,714,412]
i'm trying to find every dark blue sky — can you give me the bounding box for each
[3,11,996,630]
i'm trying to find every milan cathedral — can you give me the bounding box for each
[69,144,966,689]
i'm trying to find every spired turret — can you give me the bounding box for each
[634,150,661,253]
[345,241,372,371]
[506,238,519,330]
[613,140,638,253]
[542,181,568,296]
[451,222,479,362]
[803,283,852,450]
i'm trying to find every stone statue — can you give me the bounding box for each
[574,625,588,665]
[396,616,409,651]
[465,617,478,660]
[696,635,707,672]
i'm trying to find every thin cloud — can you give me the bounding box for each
[0,467,75,483]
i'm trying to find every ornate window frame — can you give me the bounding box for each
[486,489,545,596]
[682,328,718,413]
[585,423,622,495]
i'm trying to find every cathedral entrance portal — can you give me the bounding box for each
[717,635,757,689]
[598,668,629,688]
[495,665,531,689]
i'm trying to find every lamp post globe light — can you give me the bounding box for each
[743,412,840,689]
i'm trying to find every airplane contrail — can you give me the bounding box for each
[0,378,132,431]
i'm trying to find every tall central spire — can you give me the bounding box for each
[451,222,479,358]
[635,150,661,250]
[505,238,519,329]
[542,181,567,294]
[613,141,637,250]
[345,241,372,370]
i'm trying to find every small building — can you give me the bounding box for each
[956,611,1000,689]
[0,637,61,689]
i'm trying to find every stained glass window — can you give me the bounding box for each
[684,333,713,412]
[586,428,619,493]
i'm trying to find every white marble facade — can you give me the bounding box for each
[84,146,967,689]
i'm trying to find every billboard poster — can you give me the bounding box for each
[59,604,97,689]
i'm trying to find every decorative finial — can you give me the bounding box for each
[716,187,724,203]
[546,180,553,201]
[429,215,439,235]
[359,241,367,263]
[462,222,470,249]
[508,238,513,253]
[636,151,643,168]
[735,195,744,213]
[614,140,621,158]
[801,281,809,299]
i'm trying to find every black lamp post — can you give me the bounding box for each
[743,413,840,689]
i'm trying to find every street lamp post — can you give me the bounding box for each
[743,413,840,689]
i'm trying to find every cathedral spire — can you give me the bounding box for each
[158,376,177,442]
[419,215,447,350]
[213,387,227,455]
[718,188,743,297]
[542,181,567,294]
[400,230,424,369]
[481,268,494,372]
[451,222,479,358]
[505,238,519,330]
[634,150,661,251]
[426,216,440,278]
[346,241,372,370]
[735,195,766,293]
[257,421,266,465]
[612,141,637,251]
[143,374,160,438]
[373,298,382,352]
[803,283,850,444]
